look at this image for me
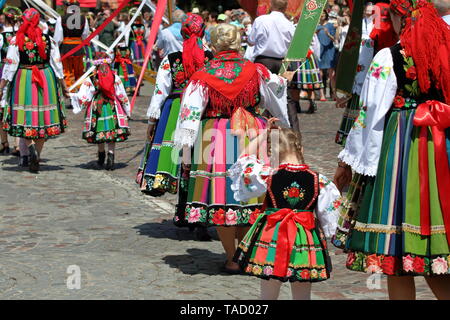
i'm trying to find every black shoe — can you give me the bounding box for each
[11,147,20,157]
[105,152,115,171]
[97,151,106,167]
[19,156,29,167]
[28,144,39,173]
[0,142,10,154]
[306,100,316,114]
[195,227,212,241]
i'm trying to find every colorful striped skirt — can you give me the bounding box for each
[130,40,152,70]
[345,102,450,276]
[183,115,267,227]
[2,65,67,139]
[137,92,182,196]
[82,95,130,144]
[84,44,96,70]
[335,94,361,146]
[115,61,137,95]
[290,55,323,91]
[234,208,332,282]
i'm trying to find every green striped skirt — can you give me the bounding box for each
[2,65,67,139]
[290,55,323,91]
[234,208,332,282]
[335,94,361,146]
[345,103,450,276]
[82,95,130,144]
[137,93,182,196]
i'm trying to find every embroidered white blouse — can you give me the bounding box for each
[173,68,290,148]
[338,47,398,176]
[1,36,64,81]
[146,55,173,119]
[70,74,131,117]
[228,155,342,238]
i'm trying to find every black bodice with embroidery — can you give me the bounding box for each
[18,35,51,65]
[390,43,443,108]
[167,50,214,90]
[265,166,319,210]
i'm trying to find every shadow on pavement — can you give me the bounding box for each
[163,248,230,276]
[134,220,219,242]
[74,160,128,171]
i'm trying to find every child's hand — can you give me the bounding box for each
[267,117,280,130]
[333,162,352,192]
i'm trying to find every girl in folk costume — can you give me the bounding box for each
[229,121,341,299]
[333,0,450,299]
[173,23,291,273]
[0,6,21,156]
[136,14,213,197]
[70,52,131,171]
[288,34,323,115]
[0,8,69,173]
[335,2,398,146]
[114,42,137,96]
[128,8,151,70]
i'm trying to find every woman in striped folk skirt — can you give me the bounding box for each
[0,9,68,173]
[71,53,131,171]
[173,24,291,273]
[114,44,137,95]
[333,0,450,299]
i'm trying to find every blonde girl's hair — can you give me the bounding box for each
[210,23,241,52]
[268,128,305,164]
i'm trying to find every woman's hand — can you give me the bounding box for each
[267,117,280,130]
[147,119,156,141]
[336,95,351,108]
[333,162,352,192]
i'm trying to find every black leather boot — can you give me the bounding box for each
[20,155,29,167]
[97,151,106,167]
[28,144,39,173]
[105,152,115,171]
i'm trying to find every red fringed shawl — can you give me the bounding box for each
[189,50,269,116]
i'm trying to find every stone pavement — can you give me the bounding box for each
[0,83,435,300]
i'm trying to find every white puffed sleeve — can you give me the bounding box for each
[0,36,3,61]
[53,17,63,46]
[49,38,64,80]
[70,78,95,114]
[114,74,131,116]
[315,174,342,238]
[146,55,173,118]
[173,81,209,148]
[2,38,19,82]
[338,48,397,176]
[228,154,273,202]
[256,65,290,128]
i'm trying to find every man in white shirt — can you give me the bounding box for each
[155,10,186,59]
[433,0,450,24]
[247,0,295,73]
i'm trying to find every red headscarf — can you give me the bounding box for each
[16,8,47,61]
[391,0,450,103]
[181,13,206,80]
[94,52,115,100]
[370,3,399,52]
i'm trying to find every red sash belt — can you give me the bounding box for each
[115,55,132,82]
[265,209,315,277]
[31,65,44,88]
[63,37,82,45]
[413,100,450,244]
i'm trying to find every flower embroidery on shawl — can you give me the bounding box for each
[282,182,305,206]
[431,257,449,275]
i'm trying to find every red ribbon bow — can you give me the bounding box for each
[413,100,450,244]
[265,209,315,277]
[115,55,132,82]
[31,65,44,88]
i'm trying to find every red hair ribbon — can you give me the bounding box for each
[265,209,316,277]
[413,100,450,244]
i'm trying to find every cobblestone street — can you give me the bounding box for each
[0,83,435,300]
